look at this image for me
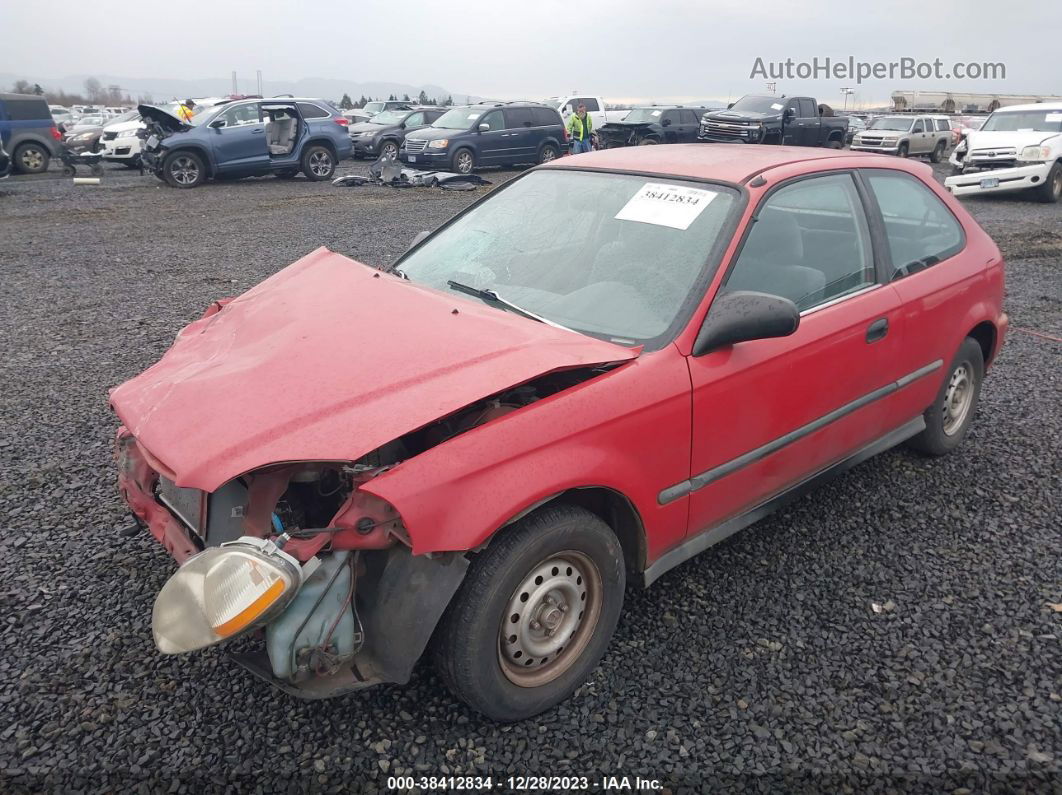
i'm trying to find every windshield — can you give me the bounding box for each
[432,107,481,129]
[622,108,666,123]
[398,170,739,345]
[728,96,786,113]
[867,117,913,132]
[980,109,1062,133]
[371,110,408,125]
[75,116,104,127]
[363,102,386,114]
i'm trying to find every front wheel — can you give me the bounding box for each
[638,137,659,145]
[930,140,946,163]
[432,504,625,721]
[897,142,909,158]
[162,150,205,188]
[1034,162,1061,203]
[907,337,984,456]
[379,139,400,160]
[451,148,475,174]
[301,145,336,181]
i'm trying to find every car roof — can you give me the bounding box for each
[541,144,922,184]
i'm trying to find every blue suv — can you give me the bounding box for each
[139,98,353,188]
[401,101,565,174]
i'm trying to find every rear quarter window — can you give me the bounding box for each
[3,98,50,121]
[297,103,330,119]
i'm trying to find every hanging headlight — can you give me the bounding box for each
[152,537,310,654]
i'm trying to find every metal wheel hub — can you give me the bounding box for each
[942,363,973,435]
[22,149,43,169]
[498,551,602,687]
[171,156,199,184]
[309,151,332,176]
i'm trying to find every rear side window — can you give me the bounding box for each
[297,103,329,119]
[426,110,444,123]
[577,97,600,112]
[681,110,699,125]
[935,119,951,132]
[504,108,535,128]
[723,173,875,311]
[3,98,50,121]
[865,171,964,280]
[532,107,561,127]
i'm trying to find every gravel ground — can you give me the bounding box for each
[0,158,1059,793]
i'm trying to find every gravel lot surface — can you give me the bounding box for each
[1,157,1059,793]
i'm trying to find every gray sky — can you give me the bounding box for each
[3,0,1058,107]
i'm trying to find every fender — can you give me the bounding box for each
[360,346,694,565]
[161,142,216,175]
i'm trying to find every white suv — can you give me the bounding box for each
[945,102,1062,203]
[101,114,146,168]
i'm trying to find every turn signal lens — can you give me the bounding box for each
[152,538,302,654]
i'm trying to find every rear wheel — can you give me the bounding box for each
[929,140,947,163]
[907,337,984,456]
[301,145,336,180]
[538,144,558,164]
[162,150,205,188]
[432,504,625,721]
[451,148,475,174]
[1034,161,1061,203]
[826,138,843,149]
[14,142,50,174]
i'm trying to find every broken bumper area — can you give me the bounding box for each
[944,161,1054,196]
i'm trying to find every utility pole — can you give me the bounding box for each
[231,71,238,95]
[256,70,263,96]
[766,82,777,95]
[840,87,854,111]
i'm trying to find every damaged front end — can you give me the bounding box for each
[136,104,190,173]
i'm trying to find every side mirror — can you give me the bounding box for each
[406,230,431,251]
[727,102,735,109]
[209,118,225,129]
[478,123,489,132]
[784,107,796,120]
[692,290,800,357]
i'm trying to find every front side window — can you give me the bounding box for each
[798,98,817,118]
[722,174,874,311]
[398,170,740,345]
[865,171,964,280]
[218,103,261,127]
[911,120,925,133]
[403,112,425,126]
[479,110,503,131]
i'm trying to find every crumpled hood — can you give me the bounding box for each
[138,104,191,133]
[110,248,635,492]
[963,129,1060,150]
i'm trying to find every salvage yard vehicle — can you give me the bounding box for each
[597,106,706,148]
[349,106,444,160]
[0,92,63,173]
[402,101,565,174]
[850,115,952,162]
[112,144,1006,721]
[944,102,1062,203]
[699,95,847,148]
[543,95,618,131]
[0,140,11,179]
[138,98,352,188]
[99,110,144,167]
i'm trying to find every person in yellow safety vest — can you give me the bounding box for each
[177,99,197,123]
[568,103,593,155]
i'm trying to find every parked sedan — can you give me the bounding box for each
[350,107,445,160]
[112,145,1005,721]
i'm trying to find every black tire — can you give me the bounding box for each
[301,145,336,181]
[162,150,205,188]
[14,142,50,174]
[929,140,946,163]
[1034,161,1062,204]
[538,143,558,164]
[451,148,475,174]
[907,337,984,456]
[379,139,400,160]
[637,138,659,146]
[897,142,909,159]
[61,165,75,177]
[432,503,625,721]
[275,168,300,179]
[826,138,843,150]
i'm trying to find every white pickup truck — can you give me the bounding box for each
[944,102,1062,203]
[540,95,627,131]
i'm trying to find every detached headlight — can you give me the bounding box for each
[152,536,308,654]
[1020,145,1051,162]
[427,139,449,149]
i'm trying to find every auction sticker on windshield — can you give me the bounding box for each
[615,182,718,230]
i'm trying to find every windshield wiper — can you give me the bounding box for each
[446,280,572,331]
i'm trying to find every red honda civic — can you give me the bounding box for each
[111,144,1006,720]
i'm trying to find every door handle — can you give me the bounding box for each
[252,128,265,134]
[866,317,889,343]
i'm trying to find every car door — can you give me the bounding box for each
[211,103,268,172]
[679,110,701,142]
[473,109,510,164]
[684,171,908,538]
[659,110,681,142]
[781,99,805,145]
[502,108,537,163]
[909,118,929,153]
[860,169,974,421]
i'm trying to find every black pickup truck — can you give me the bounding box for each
[698,95,847,148]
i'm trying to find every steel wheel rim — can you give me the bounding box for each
[456,152,472,173]
[22,148,43,169]
[170,156,199,185]
[309,151,332,176]
[942,363,974,436]
[498,550,602,688]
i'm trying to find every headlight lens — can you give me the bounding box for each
[1020,145,1051,161]
[117,128,140,138]
[152,537,304,654]
[427,139,449,149]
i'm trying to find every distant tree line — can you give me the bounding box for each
[6,76,151,106]
[338,91,455,109]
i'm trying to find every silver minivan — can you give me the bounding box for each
[851,115,952,161]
